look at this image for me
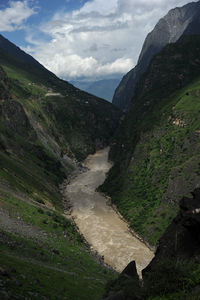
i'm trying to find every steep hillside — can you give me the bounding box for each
[112,0,200,110]
[0,35,121,299]
[103,189,200,300]
[0,38,121,159]
[0,34,46,70]
[0,39,121,207]
[102,35,200,245]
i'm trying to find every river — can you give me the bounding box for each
[65,148,154,274]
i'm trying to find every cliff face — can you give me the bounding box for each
[0,65,10,99]
[112,0,200,110]
[0,65,36,142]
[144,188,200,275]
[102,34,200,245]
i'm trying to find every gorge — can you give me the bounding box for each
[65,148,153,275]
[0,1,200,299]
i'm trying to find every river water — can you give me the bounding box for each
[65,148,154,274]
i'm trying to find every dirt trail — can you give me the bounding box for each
[64,148,154,274]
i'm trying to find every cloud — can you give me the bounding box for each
[69,21,129,34]
[79,0,118,14]
[42,53,133,79]
[0,0,37,32]
[24,0,197,81]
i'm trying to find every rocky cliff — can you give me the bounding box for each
[103,189,200,299]
[143,188,200,274]
[102,34,200,245]
[112,0,200,110]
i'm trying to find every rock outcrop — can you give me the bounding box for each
[112,0,200,110]
[0,66,10,100]
[0,66,36,148]
[102,261,140,300]
[104,189,200,299]
[143,188,200,276]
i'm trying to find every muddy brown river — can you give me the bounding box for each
[65,148,154,274]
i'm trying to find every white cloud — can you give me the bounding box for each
[0,0,37,32]
[79,0,118,14]
[38,52,133,79]
[24,0,197,81]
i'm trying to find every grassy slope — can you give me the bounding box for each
[0,48,121,160]
[0,46,119,298]
[0,44,121,207]
[102,35,200,245]
[110,78,200,244]
[0,191,115,300]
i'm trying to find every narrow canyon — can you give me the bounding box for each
[65,148,154,274]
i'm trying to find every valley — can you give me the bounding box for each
[65,148,153,275]
[0,34,121,300]
[0,1,200,299]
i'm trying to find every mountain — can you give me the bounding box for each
[102,33,200,300]
[0,34,121,299]
[0,34,47,70]
[101,34,200,245]
[71,78,121,102]
[0,34,122,159]
[112,0,200,110]
[0,34,120,103]
[2,4,200,299]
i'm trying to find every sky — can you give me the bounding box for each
[0,0,198,82]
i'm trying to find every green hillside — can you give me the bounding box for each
[1,19,200,300]
[102,35,200,245]
[0,41,120,299]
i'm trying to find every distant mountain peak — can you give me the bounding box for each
[112,0,200,110]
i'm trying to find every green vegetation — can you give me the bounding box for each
[0,36,120,299]
[0,44,120,160]
[102,35,200,245]
[110,79,200,244]
[0,192,116,300]
[0,37,120,206]
[1,29,200,300]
